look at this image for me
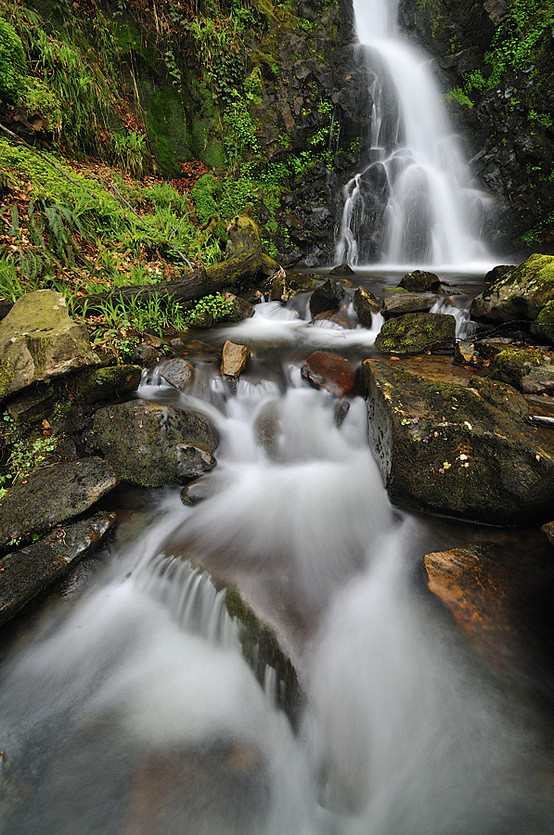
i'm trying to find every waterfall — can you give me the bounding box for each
[335,0,493,269]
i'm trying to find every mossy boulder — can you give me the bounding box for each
[353,287,382,327]
[0,457,117,551]
[470,254,554,323]
[0,291,100,404]
[490,347,554,394]
[90,401,219,487]
[375,312,456,355]
[361,356,554,525]
[531,300,554,344]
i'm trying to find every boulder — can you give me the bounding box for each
[0,458,117,551]
[0,512,116,625]
[470,253,554,324]
[353,287,382,327]
[424,543,554,681]
[221,341,251,377]
[0,291,99,403]
[375,312,456,355]
[309,279,345,317]
[5,365,142,424]
[454,340,479,366]
[531,299,554,344]
[91,401,219,487]
[361,356,554,524]
[381,288,437,316]
[157,358,195,391]
[301,351,357,397]
[180,476,216,506]
[491,347,554,394]
[398,269,441,292]
[482,264,515,284]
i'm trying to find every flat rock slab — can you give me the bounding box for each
[0,458,117,550]
[302,351,357,397]
[0,290,99,403]
[424,543,554,683]
[0,512,116,625]
[381,289,437,317]
[91,400,219,487]
[362,356,554,525]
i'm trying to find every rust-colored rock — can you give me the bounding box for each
[301,351,357,398]
[424,543,554,682]
[221,340,251,377]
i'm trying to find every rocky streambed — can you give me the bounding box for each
[0,254,554,831]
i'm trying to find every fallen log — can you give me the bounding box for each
[75,211,278,312]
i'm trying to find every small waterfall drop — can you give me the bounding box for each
[335,0,493,269]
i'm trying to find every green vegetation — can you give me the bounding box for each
[0,412,59,499]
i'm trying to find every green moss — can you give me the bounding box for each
[0,17,26,104]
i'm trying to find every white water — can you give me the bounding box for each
[335,0,494,269]
[0,300,553,833]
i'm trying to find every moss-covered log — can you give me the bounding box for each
[77,212,278,312]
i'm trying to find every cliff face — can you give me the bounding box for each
[1,0,552,264]
[398,0,554,255]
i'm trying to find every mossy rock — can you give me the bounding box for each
[90,401,219,487]
[470,254,554,323]
[362,356,554,525]
[375,312,456,355]
[0,291,100,404]
[491,347,554,393]
[531,300,554,344]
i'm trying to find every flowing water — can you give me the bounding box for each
[335,0,495,269]
[1,289,554,834]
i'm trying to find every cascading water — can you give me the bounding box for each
[1,298,554,833]
[335,0,494,269]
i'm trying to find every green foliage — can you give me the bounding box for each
[184,292,234,327]
[484,0,554,88]
[444,86,474,109]
[0,412,59,492]
[17,77,63,135]
[0,17,25,104]
[223,93,260,164]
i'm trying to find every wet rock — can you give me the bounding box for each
[301,351,357,397]
[328,263,355,276]
[221,341,251,377]
[542,521,554,546]
[180,477,215,506]
[424,543,554,681]
[375,312,456,355]
[381,288,437,316]
[309,279,345,317]
[361,356,554,524]
[0,512,116,625]
[0,290,100,403]
[5,365,141,424]
[483,264,515,284]
[222,292,255,323]
[91,401,218,487]
[491,347,554,394]
[254,401,280,459]
[157,358,195,391]
[398,269,441,292]
[268,270,321,302]
[353,287,382,327]
[0,750,28,826]
[454,340,479,366]
[0,458,117,551]
[531,300,554,344]
[470,254,554,324]
[476,337,514,360]
[334,400,350,426]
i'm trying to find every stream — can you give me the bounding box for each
[1,276,554,834]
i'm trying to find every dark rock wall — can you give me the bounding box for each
[398,0,554,255]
